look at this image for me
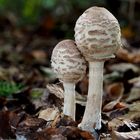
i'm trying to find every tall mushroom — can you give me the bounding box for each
[51,39,87,120]
[74,7,122,130]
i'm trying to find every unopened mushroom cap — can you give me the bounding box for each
[75,6,122,61]
[51,39,87,83]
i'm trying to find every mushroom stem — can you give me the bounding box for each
[63,82,76,121]
[79,61,104,131]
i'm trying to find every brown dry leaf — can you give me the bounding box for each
[80,131,96,140]
[115,102,126,109]
[109,108,129,119]
[105,82,124,100]
[27,127,65,140]
[44,86,63,109]
[58,126,95,140]
[103,101,126,112]
[38,107,60,122]
[108,118,139,132]
[47,84,64,99]
[47,84,87,106]
[108,102,140,131]
[103,100,120,112]
[117,47,140,63]
[16,116,47,136]
[111,130,140,140]
[27,126,95,140]
[108,118,125,131]
[55,114,77,127]
[103,83,124,112]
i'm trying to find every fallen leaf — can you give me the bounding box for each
[38,107,60,122]
[55,114,77,127]
[115,102,126,109]
[117,47,140,63]
[103,83,124,112]
[47,84,87,106]
[103,100,120,112]
[58,126,95,140]
[47,84,64,99]
[105,82,124,100]
[27,127,64,140]
[108,102,140,131]
[111,130,140,140]
[16,116,47,136]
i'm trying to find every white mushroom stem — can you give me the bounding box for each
[63,82,76,121]
[79,61,104,131]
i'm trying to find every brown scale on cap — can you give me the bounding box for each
[75,6,122,61]
[51,39,87,83]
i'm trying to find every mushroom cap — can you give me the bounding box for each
[74,6,122,61]
[51,39,87,83]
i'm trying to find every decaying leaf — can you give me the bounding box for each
[108,102,140,131]
[117,47,140,63]
[55,114,77,127]
[111,130,140,140]
[58,126,95,140]
[16,116,47,137]
[105,82,124,100]
[103,101,126,112]
[47,84,87,106]
[103,82,124,112]
[47,84,64,99]
[38,107,60,122]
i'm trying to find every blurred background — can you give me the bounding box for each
[0,0,140,93]
[0,0,139,93]
[0,0,140,63]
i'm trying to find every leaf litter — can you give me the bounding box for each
[0,12,140,140]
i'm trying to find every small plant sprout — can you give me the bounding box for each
[74,7,122,131]
[51,39,87,120]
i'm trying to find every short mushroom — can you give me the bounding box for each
[74,7,121,130]
[51,39,87,120]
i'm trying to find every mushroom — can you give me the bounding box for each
[74,7,122,130]
[51,39,87,120]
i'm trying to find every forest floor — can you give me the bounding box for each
[0,15,140,140]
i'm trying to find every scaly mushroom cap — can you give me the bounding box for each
[51,39,87,83]
[74,6,122,61]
